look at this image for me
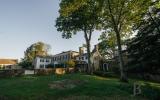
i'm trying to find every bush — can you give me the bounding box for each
[65,60,75,68]
[46,64,55,68]
[36,69,55,75]
[0,69,24,77]
[54,64,65,68]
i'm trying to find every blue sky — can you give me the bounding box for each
[0,0,100,60]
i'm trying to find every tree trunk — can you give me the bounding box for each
[115,30,128,82]
[86,40,92,74]
[84,30,92,74]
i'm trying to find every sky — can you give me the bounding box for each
[0,0,100,60]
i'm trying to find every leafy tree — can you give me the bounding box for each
[18,59,32,69]
[98,31,117,59]
[24,42,51,62]
[20,42,51,69]
[99,0,152,82]
[127,1,160,75]
[55,0,101,74]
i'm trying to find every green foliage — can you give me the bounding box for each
[20,42,51,69]
[127,4,160,74]
[46,64,55,68]
[24,42,51,62]
[65,60,75,67]
[0,69,24,77]
[56,0,101,39]
[56,0,102,73]
[101,0,151,34]
[99,0,152,82]
[98,31,117,59]
[18,59,32,69]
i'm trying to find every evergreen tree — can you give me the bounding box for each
[127,2,160,74]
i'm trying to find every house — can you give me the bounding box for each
[33,44,108,71]
[75,47,88,72]
[75,45,107,72]
[91,45,103,71]
[33,51,79,69]
[52,51,79,65]
[75,47,88,63]
[33,56,52,69]
[0,59,18,69]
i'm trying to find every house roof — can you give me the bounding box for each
[0,59,18,65]
[53,50,79,56]
[36,55,53,59]
[75,53,88,58]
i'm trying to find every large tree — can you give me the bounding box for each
[19,42,51,68]
[127,0,160,75]
[55,0,101,74]
[100,0,152,82]
[24,42,51,62]
[98,31,117,59]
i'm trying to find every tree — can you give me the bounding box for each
[24,42,51,62]
[20,42,51,69]
[55,0,101,74]
[100,0,152,82]
[127,1,160,75]
[18,58,32,69]
[99,31,117,59]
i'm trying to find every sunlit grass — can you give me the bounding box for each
[0,73,159,100]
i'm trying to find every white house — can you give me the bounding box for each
[33,56,52,69]
[33,51,79,69]
[33,44,109,71]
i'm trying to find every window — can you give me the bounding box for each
[85,56,88,59]
[81,57,84,60]
[40,59,44,62]
[40,64,44,68]
[68,54,70,59]
[46,59,50,62]
[60,56,61,60]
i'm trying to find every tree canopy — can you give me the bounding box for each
[127,1,160,74]
[56,0,102,73]
[24,42,51,62]
[19,42,51,69]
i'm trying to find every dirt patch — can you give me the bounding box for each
[49,79,87,90]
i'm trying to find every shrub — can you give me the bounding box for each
[0,69,24,78]
[46,64,55,68]
[36,69,55,75]
[65,60,75,68]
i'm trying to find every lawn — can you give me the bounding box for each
[0,73,160,100]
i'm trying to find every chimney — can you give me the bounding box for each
[79,47,84,55]
[94,44,99,52]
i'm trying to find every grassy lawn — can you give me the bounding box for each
[0,73,160,100]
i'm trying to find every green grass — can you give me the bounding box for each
[0,73,160,100]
